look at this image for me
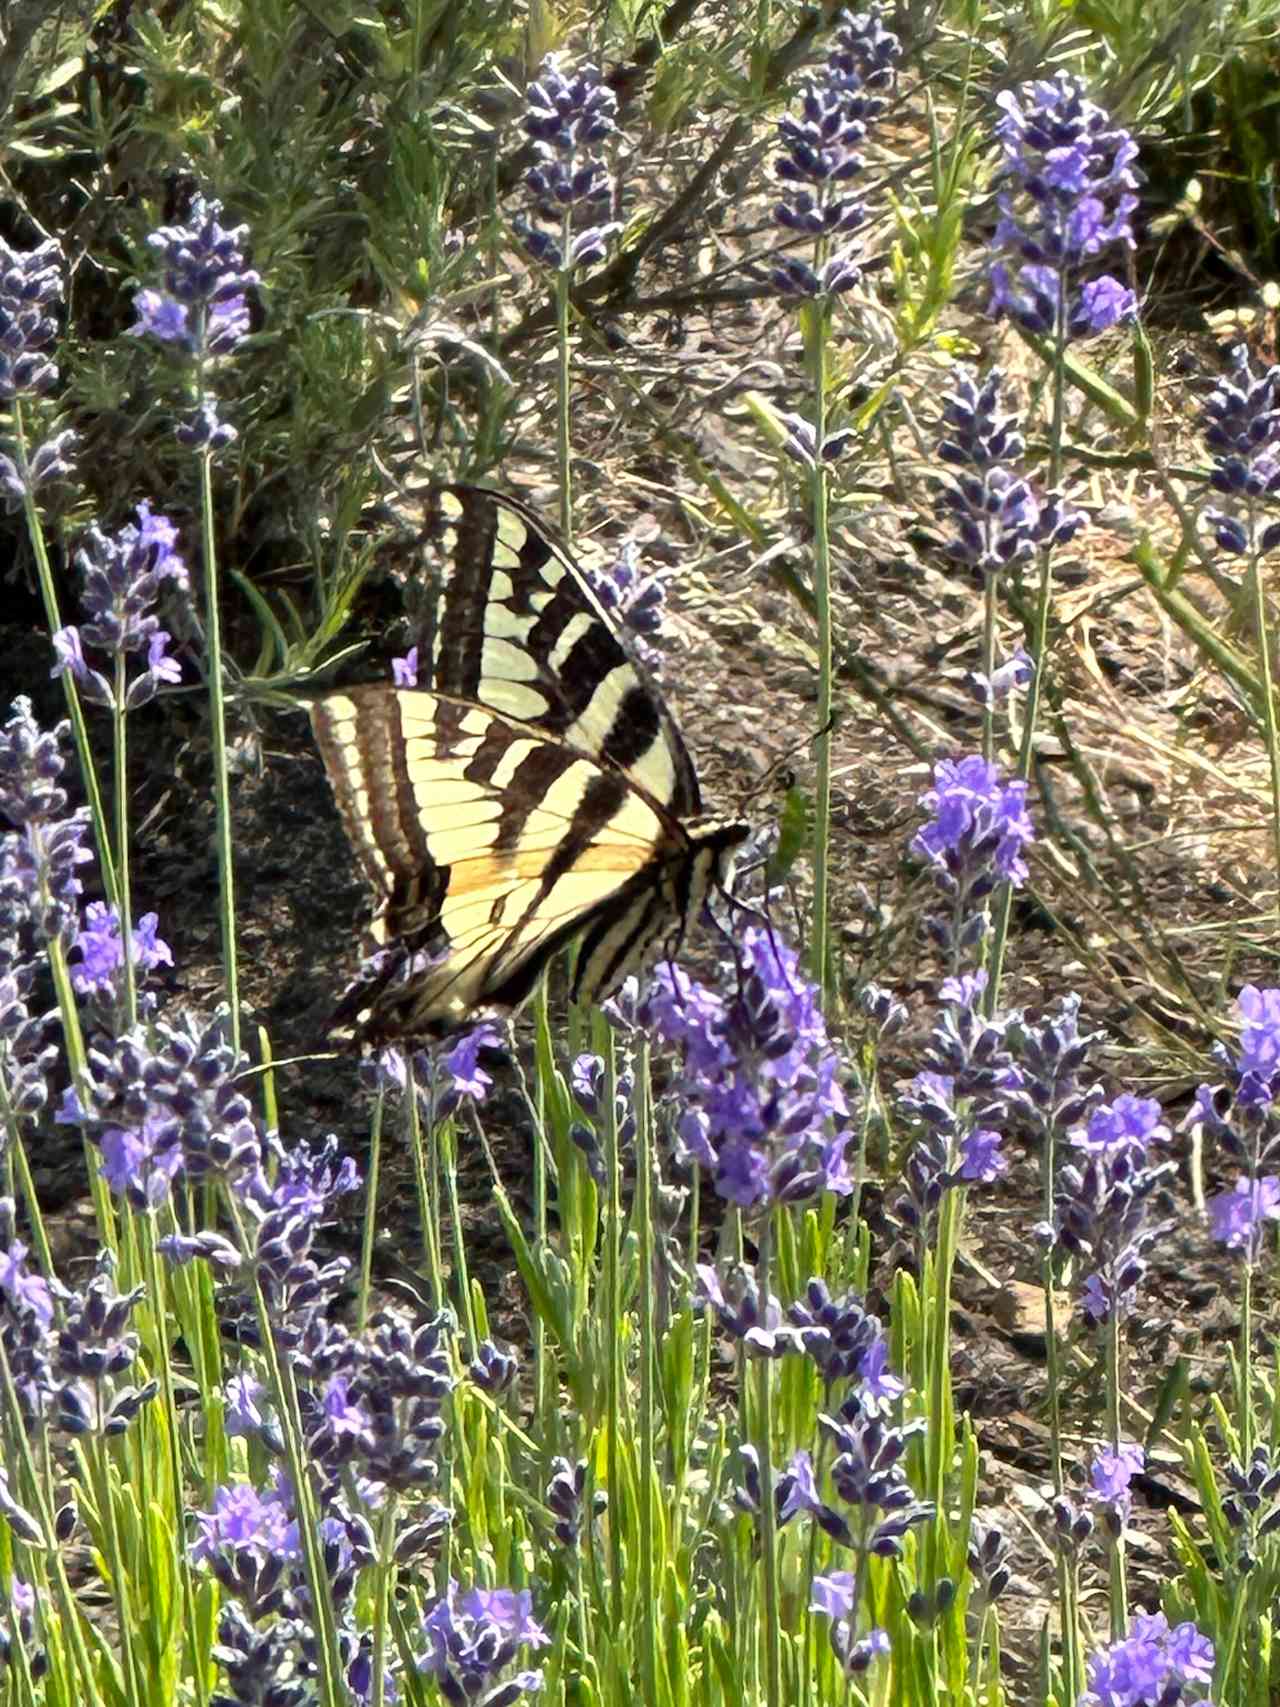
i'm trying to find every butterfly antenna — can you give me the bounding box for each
[740,712,837,812]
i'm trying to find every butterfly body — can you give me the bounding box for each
[311,486,748,1043]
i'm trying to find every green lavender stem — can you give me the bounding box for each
[197,443,241,1051]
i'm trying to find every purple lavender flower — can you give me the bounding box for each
[53,504,189,711]
[1200,346,1280,557]
[1006,991,1102,1140]
[514,55,620,272]
[787,1277,900,1397]
[967,1521,1012,1604]
[0,427,78,514]
[0,236,63,400]
[418,1581,549,1704]
[1089,1441,1144,1539]
[392,646,420,687]
[546,1455,605,1548]
[584,539,666,667]
[133,194,259,357]
[189,1480,298,1619]
[821,1388,933,1558]
[808,1580,891,1678]
[771,7,900,297]
[0,1574,44,1679]
[913,754,1034,894]
[1053,1102,1175,1322]
[469,1338,519,1396]
[696,1261,802,1357]
[989,72,1140,339]
[1221,1443,1280,1571]
[1208,1174,1280,1255]
[69,902,172,1001]
[936,367,1084,576]
[643,925,850,1212]
[59,1011,264,1208]
[968,647,1034,710]
[1078,1611,1213,1707]
[1072,1093,1170,1159]
[0,699,93,950]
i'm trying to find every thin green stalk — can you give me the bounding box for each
[634,1036,658,1705]
[222,1194,347,1707]
[442,1116,479,1352]
[198,443,240,1051]
[140,1220,210,1707]
[1104,1310,1127,1641]
[556,213,574,542]
[986,291,1070,1007]
[85,1436,146,1703]
[1239,1259,1254,1462]
[357,1088,385,1333]
[754,1215,783,1707]
[809,307,834,1008]
[529,993,552,1466]
[981,569,998,764]
[13,400,117,907]
[0,1091,52,1275]
[1247,518,1280,917]
[371,1491,400,1707]
[0,1341,101,1704]
[925,1187,960,1563]
[405,1058,444,1306]
[603,1039,624,1635]
[112,657,138,1029]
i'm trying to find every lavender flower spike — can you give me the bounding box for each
[1079,1611,1213,1707]
[134,193,259,357]
[989,71,1140,338]
[937,367,1083,576]
[515,55,620,272]
[1201,345,1280,557]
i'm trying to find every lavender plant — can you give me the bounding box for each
[132,192,259,1049]
[515,54,620,539]
[770,4,901,1002]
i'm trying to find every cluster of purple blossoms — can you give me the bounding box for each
[419,1582,549,1705]
[52,502,189,712]
[1051,1093,1174,1321]
[0,236,78,512]
[0,1574,43,1679]
[0,1201,155,1437]
[1088,1441,1145,1540]
[989,71,1140,338]
[891,973,1015,1243]
[585,539,666,670]
[68,901,172,1018]
[132,192,258,448]
[1185,985,1280,1263]
[912,755,1034,951]
[58,1010,266,1210]
[361,1020,506,1127]
[0,701,92,1136]
[545,1456,603,1549]
[936,366,1084,582]
[514,55,620,272]
[771,7,900,299]
[1005,991,1103,1145]
[642,924,850,1211]
[1220,1443,1280,1572]
[1200,345,1280,558]
[1078,1612,1213,1707]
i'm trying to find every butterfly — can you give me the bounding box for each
[310,485,749,1043]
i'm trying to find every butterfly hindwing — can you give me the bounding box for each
[311,485,749,1043]
[311,683,715,1039]
[419,486,702,817]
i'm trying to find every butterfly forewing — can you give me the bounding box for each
[311,485,748,1042]
[421,487,702,818]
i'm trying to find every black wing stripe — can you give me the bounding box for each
[421,486,702,818]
